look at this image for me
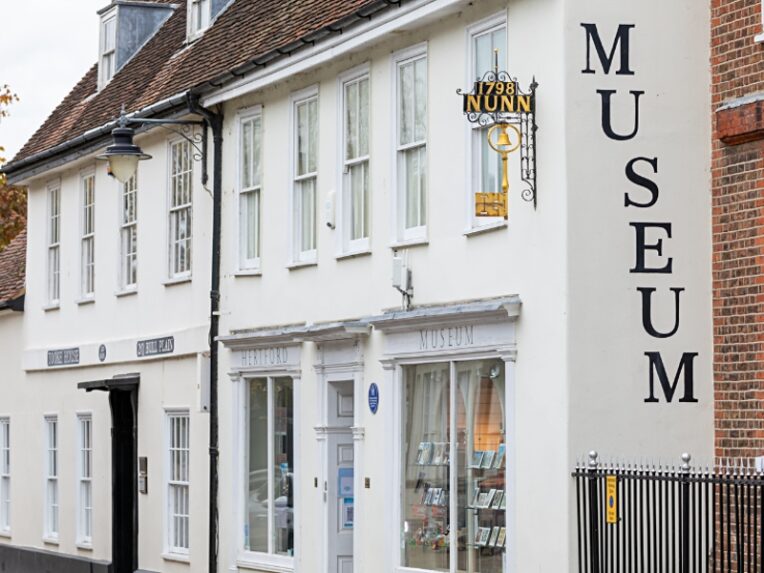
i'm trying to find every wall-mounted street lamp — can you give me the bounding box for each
[96,107,207,184]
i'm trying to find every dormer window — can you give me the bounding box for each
[189,0,211,39]
[100,13,117,88]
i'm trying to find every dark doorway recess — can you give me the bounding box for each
[79,374,139,573]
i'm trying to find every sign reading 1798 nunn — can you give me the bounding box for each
[462,80,534,115]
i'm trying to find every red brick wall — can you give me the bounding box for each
[712,0,764,458]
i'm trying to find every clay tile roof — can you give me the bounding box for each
[0,230,26,307]
[9,0,395,168]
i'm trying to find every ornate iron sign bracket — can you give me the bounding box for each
[457,67,538,213]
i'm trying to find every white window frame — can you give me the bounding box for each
[44,416,59,542]
[234,375,300,571]
[338,64,371,256]
[80,171,96,300]
[188,0,211,40]
[0,418,10,535]
[119,173,138,291]
[465,14,508,233]
[164,410,190,557]
[46,182,61,306]
[99,11,117,89]
[237,106,263,272]
[168,139,193,280]
[290,86,319,266]
[391,353,515,573]
[76,414,93,547]
[391,43,428,245]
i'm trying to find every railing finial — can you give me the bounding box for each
[588,450,599,470]
[681,452,691,474]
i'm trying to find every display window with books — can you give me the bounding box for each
[401,359,507,573]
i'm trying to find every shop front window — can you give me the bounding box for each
[246,377,294,557]
[402,359,506,573]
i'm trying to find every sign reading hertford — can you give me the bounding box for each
[47,347,80,367]
[136,336,175,358]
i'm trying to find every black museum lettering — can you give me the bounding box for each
[581,22,698,404]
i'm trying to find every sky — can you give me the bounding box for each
[0,1,105,162]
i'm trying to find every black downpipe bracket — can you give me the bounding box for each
[187,93,223,573]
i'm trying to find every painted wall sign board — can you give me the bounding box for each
[136,336,175,358]
[47,347,80,367]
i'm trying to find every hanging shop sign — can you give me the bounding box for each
[457,57,538,218]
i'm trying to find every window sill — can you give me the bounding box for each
[756,32,764,44]
[286,260,318,271]
[162,552,191,564]
[42,537,59,546]
[115,288,138,298]
[336,248,372,261]
[76,542,93,551]
[389,238,429,250]
[76,297,96,306]
[464,220,508,237]
[163,276,192,287]
[43,303,60,312]
[233,269,262,278]
[236,557,294,572]
[0,530,10,539]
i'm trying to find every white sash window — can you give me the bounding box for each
[394,45,428,243]
[291,89,319,264]
[166,411,190,555]
[468,16,507,231]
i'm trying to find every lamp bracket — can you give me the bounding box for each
[118,106,209,185]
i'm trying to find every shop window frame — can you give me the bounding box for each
[233,372,302,573]
[390,352,514,573]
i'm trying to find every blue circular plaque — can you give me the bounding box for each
[368,383,379,415]
[98,344,107,362]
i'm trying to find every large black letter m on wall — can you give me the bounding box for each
[581,23,635,75]
[644,352,699,403]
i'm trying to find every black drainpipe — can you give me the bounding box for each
[187,92,223,573]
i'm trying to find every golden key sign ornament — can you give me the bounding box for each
[476,124,522,218]
[457,52,538,219]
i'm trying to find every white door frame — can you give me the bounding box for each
[312,337,367,573]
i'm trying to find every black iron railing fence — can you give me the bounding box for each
[573,452,764,573]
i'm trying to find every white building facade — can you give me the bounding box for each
[1,0,712,573]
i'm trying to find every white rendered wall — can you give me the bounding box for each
[14,125,213,569]
[565,1,713,464]
[22,126,212,357]
[215,0,570,571]
[564,0,713,562]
